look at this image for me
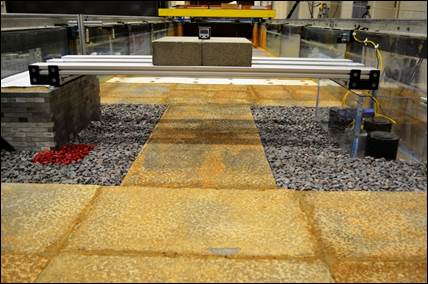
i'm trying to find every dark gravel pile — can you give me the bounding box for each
[1,104,166,185]
[251,106,427,191]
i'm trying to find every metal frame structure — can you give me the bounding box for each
[29,55,379,89]
[28,55,380,158]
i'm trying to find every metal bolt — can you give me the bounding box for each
[32,78,37,82]
[52,78,56,83]
[352,83,357,87]
[353,72,358,77]
[372,83,377,88]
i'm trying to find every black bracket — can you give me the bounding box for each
[47,65,60,86]
[29,65,48,85]
[28,65,61,86]
[348,69,380,90]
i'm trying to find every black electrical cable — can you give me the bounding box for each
[287,1,301,19]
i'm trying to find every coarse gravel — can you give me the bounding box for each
[251,106,427,192]
[1,104,167,185]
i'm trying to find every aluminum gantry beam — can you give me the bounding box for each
[60,55,354,63]
[48,56,364,68]
[29,55,380,90]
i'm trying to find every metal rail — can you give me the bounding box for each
[61,55,354,62]
[26,54,381,158]
[29,55,380,90]
[48,57,364,68]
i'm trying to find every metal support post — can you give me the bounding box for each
[77,14,87,55]
[351,95,364,158]
[315,79,321,118]
[353,95,364,137]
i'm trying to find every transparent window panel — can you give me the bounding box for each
[1,14,79,78]
[266,31,281,57]
[299,40,347,58]
[1,49,41,78]
[279,33,300,57]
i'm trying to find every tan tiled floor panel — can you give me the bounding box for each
[1,183,426,283]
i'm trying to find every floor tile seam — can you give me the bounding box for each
[100,101,165,106]
[331,256,428,263]
[6,183,426,196]
[147,102,254,107]
[0,182,100,190]
[32,187,105,283]
[0,183,279,192]
[280,187,428,193]
[55,249,325,262]
[295,192,336,282]
[108,185,280,191]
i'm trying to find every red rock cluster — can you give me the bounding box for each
[32,144,95,165]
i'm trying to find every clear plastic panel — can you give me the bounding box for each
[1,14,173,77]
[265,24,427,162]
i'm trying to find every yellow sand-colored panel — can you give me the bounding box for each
[65,186,316,258]
[1,254,49,283]
[1,183,99,254]
[99,79,344,107]
[302,191,427,260]
[331,260,427,283]
[122,104,276,189]
[37,254,333,283]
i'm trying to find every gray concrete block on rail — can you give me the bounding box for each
[152,37,202,66]
[202,37,252,67]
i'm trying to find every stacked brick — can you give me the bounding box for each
[1,75,100,151]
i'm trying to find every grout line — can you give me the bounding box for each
[55,248,323,262]
[33,186,104,283]
[2,250,425,265]
[295,192,337,282]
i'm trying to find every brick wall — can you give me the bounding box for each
[1,75,100,150]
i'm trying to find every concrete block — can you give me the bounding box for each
[202,37,252,66]
[152,36,202,66]
[1,75,99,150]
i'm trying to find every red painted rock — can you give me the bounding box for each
[32,144,95,165]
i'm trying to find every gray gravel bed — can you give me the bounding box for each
[251,106,427,191]
[1,104,167,185]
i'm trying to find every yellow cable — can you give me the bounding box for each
[345,30,395,127]
[369,95,398,124]
[353,30,384,72]
[352,31,365,44]
[375,113,398,125]
[342,91,351,106]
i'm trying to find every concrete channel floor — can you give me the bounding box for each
[1,183,426,283]
[1,76,427,282]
